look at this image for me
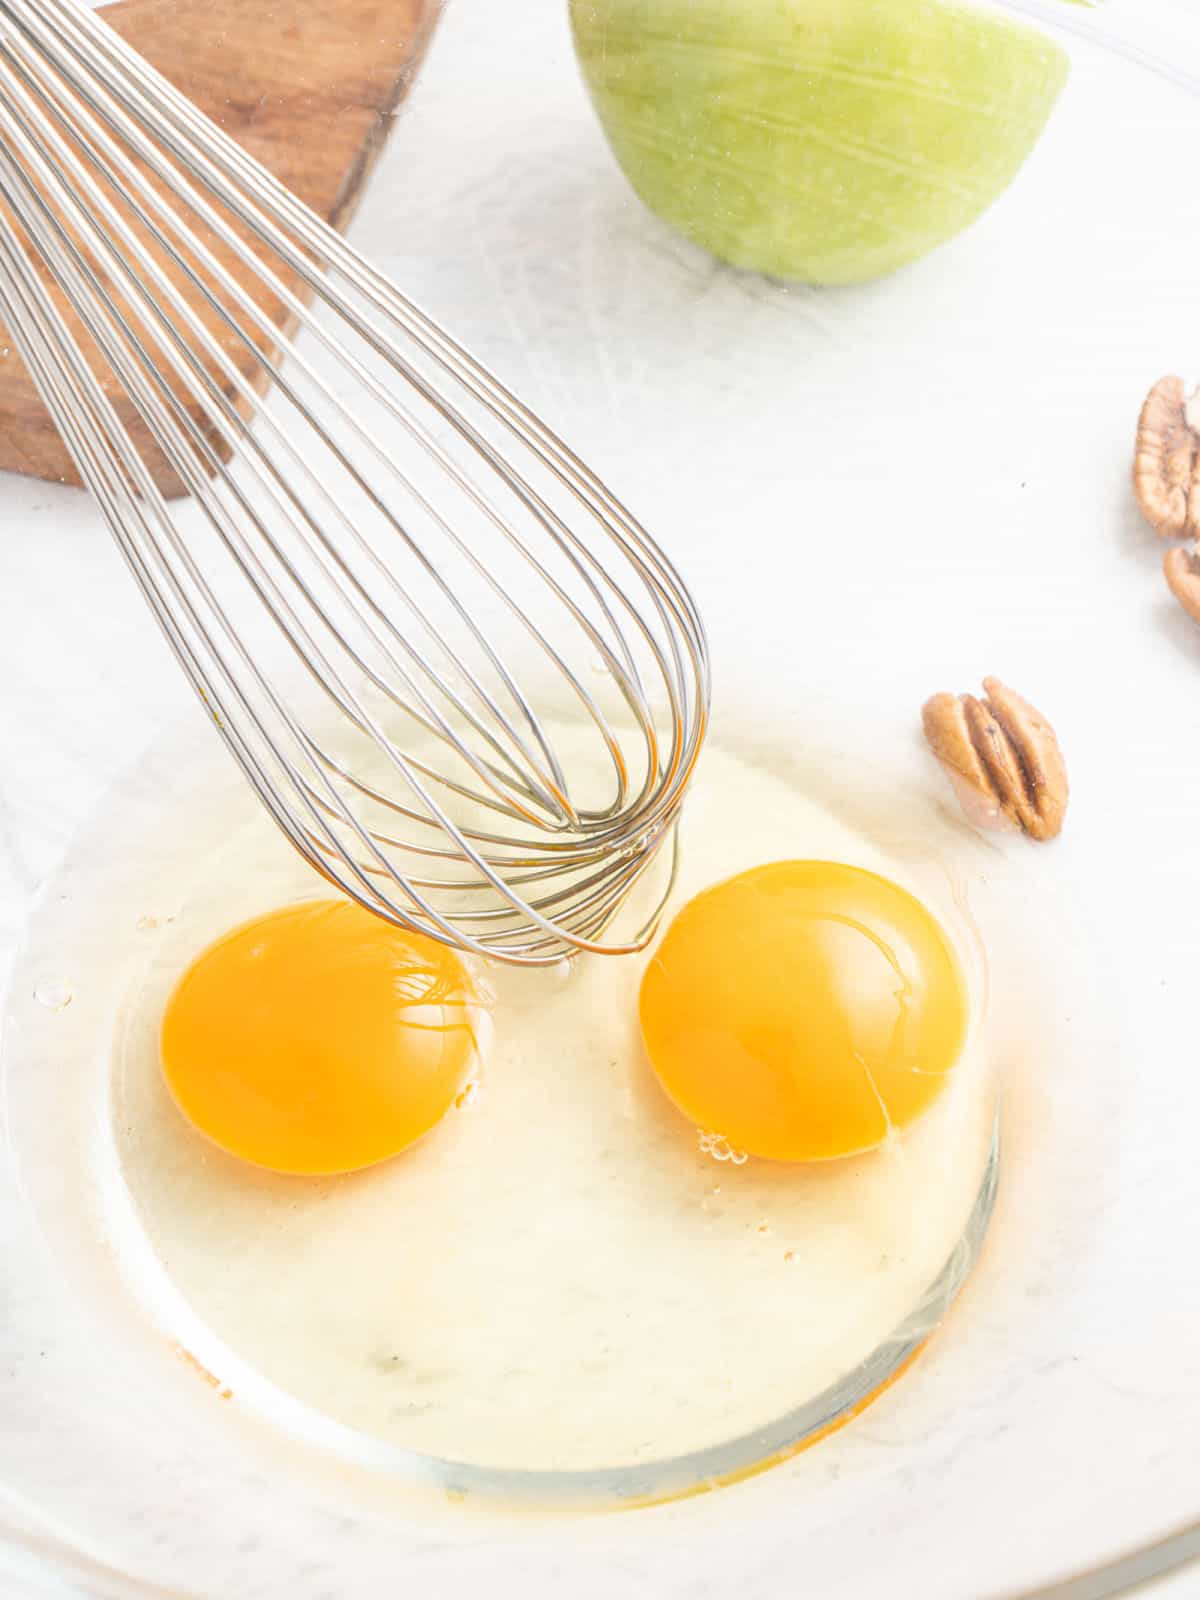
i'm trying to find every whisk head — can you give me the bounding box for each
[0,0,709,964]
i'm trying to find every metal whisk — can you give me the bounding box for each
[0,0,709,965]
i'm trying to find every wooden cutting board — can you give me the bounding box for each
[0,0,440,496]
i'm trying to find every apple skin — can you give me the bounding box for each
[570,0,1068,286]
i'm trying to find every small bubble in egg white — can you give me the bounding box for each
[455,1081,480,1110]
[551,958,572,982]
[755,1221,771,1236]
[34,980,73,1012]
[698,1131,748,1165]
[136,912,174,932]
[784,1251,797,1264]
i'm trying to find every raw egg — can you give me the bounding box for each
[639,860,968,1162]
[160,899,480,1175]
[114,732,998,1473]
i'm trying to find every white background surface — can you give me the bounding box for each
[4,0,1200,1595]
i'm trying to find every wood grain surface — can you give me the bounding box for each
[0,0,439,496]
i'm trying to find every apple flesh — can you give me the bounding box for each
[570,0,1069,286]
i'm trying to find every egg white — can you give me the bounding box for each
[108,730,996,1475]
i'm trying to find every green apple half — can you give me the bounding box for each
[570,0,1069,286]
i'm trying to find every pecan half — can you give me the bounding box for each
[922,677,1068,842]
[1164,544,1200,626]
[1134,376,1200,539]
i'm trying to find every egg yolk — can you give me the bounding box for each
[160,900,479,1175]
[639,861,968,1163]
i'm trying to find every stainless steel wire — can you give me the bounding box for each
[0,0,709,965]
